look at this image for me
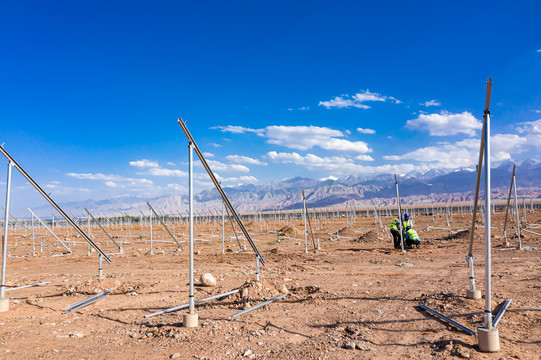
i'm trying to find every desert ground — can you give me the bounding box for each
[0,210,539,360]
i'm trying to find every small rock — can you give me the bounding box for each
[458,351,470,358]
[170,353,181,359]
[70,332,84,338]
[275,283,289,294]
[127,290,138,296]
[243,349,253,357]
[396,262,415,267]
[344,341,356,350]
[376,309,383,315]
[200,273,217,287]
[248,355,256,360]
[356,343,368,351]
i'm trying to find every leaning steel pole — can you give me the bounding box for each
[502,165,515,246]
[512,170,522,249]
[0,145,111,263]
[394,174,404,251]
[177,119,264,265]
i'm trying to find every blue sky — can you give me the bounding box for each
[1,1,540,214]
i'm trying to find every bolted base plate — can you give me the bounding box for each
[0,297,9,312]
[477,327,500,352]
[183,313,199,328]
[466,289,482,299]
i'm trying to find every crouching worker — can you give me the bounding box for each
[405,226,421,248]
[390,216,402,249]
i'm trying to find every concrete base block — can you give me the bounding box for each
[183,313,198,328]
[478,327,500,352]
[0,298,9,312]
[466,289,482,299]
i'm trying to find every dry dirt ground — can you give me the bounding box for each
[0,212,539,359]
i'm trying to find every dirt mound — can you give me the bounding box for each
[277,225,304,238]
[439,229,475,241]
[63,278,143,296]
[336,226,358,237]
[352,230,382,243]
[234,279,282,309]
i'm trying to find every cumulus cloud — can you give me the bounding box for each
[319,90,400,109]
[167,183,185,192]
[203,152,214,158]
[385,134,528,168]
[211,125,263,134]
[214,175,258,185]
[356,155,374,161]
[129,159,159,168]
[105,181,123,188]
[209,143,222,148]
[357,127,376,134]
[225,155,267,165]
[145,168,187,177]
[267,151,416,175]
[420,100,441,107]
[320,175,338,181]
[406,111,482,136]
[206,159,250,173]
[265,125,372,153]
[67,172,153,184]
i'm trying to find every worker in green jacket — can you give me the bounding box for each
[390,216,402,249]
[405,226,421,248]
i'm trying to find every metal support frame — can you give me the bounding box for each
[302,190,316,250]
[178,119,264,265]
[230,294,286,319]
[0,145,110,263]
[27,208,72,253]
[145,289,239,318]
[0,206,31,234]
[483,81,493,329]
[188,142,195,316]
[418,303,476,336]
[5,281,50,292]
[84,208,122,252]
[492,299,512,327]
[62,287,115,314]
[147,202,183,250]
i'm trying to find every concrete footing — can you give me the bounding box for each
[0,297,9,312]
[478,327,500,352]
[183,313,198,328]
[466,289,482,299]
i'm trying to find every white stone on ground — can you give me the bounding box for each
[200,273,217,287]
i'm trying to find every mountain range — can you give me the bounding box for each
[36,159,541,217]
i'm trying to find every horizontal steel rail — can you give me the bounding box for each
[5,281,50,292]
[145,289,239,318]
[147,202,183,250]
[62,287,116,312]
[418,303,476,336]
[230,294,286,319]
[63,294,110,314]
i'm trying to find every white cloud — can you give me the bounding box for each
[203,152,214,158]
[299,106,310,110]
[319,90,400,109]
[129,159,159,168]
[105,181,123,188]
[357,127,376,134]
[406,111,481,136]
[145,168,187,177]
[537,49,541,53]
[225,155,267,165]
[265,125,372,153]
[320,175,338,181]
[420,100,441,107]
[67,172,152,184]
[214,175,257,185]
[386,134,528,168]
[211,125,263,134]
[206,159,250,173]
[209,143,222,148]
[167,162,176,166]
[267,151,416,175]
[356,155,374,161]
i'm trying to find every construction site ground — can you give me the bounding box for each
[0,212,539,359]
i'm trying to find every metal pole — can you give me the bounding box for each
[0,146,110,263]
[230,294,286,319]
[188,142,195,315]
[394,174,404,251]
[84,208,122,252]
[512,172,522,249]
[303,196,308,254]
[221,201,225,254]
[483,108,492,329]
[503,165,515,246]
[1,161,13,301]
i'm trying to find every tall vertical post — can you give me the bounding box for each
[184,141,198,328]
[1,161,13,312]
[512,172,522,249]
[221,201,225,254]
[478,79,499,352]
[503,165,515,246]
